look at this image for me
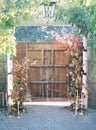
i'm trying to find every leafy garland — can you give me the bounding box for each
[51,30,83,96]
[10,57,32,115]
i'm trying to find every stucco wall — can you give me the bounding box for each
[19,14,66,26]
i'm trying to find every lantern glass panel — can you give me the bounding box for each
[41,2,56,18]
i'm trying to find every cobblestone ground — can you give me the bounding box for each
[0,105,96,130]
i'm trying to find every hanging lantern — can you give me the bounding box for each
[40,1,56,19]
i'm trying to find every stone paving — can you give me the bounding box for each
[0,103,96,130]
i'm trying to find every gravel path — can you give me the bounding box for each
[0,104,96,130]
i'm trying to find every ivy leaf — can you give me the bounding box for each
[87,39,96,46]
[93,44,96,49]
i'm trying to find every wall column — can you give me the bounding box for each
[7,54,13,105]
[82,36,88,109]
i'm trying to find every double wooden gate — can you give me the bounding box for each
[26,43,69,100]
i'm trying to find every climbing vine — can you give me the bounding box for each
[51,30,83,96]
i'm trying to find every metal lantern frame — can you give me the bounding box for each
[40,1,56,19]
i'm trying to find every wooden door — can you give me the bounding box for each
[27,43,69,100]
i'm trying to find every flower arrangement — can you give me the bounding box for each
[51,30,83,96]
[11,57,32,115]
[51,30,84,112]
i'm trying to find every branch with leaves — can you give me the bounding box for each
[51,30,83,95]
[0,0,40,55]
[55,0,96,52]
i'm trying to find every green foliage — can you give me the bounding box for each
[55,5,68,22]
[55,0,96,49]
[43,0,51,5]
[0,31,16,55]
[1,0,96,54]
[87,39,96,46]
[0,0,40,55]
